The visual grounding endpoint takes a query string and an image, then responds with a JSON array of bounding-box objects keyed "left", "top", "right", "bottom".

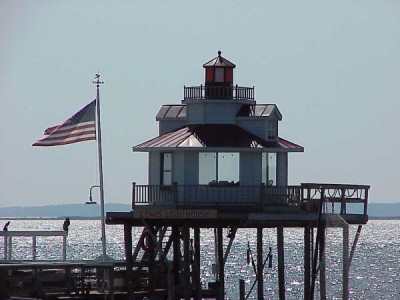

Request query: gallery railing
[
  {"left": 133, "top": 183, "right": 300, "bottom": 206},
  {"left": 184, "top": 85, "right": 255, "bottom": 100},
  {"left": 132, "top": 183, "right": 370, "bottom": 215}
]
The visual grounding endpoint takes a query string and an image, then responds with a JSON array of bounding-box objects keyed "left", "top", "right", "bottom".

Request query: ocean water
[{"left": 1, "top": 219, "right": 399, "bottom": 299}]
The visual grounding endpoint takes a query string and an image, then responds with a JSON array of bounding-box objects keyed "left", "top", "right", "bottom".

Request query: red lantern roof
[{"left": 203, "top": 51, "right": 236, "bottom": 68}]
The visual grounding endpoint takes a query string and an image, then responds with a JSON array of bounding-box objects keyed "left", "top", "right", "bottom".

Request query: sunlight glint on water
[{"left": 1, "top": 219, "right": 399, "bottom": 299}]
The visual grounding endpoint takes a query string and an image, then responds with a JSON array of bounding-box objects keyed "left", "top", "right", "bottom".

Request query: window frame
[
  {"left": 199, "top": 152, "right": 240, "bottom": 186},
  {"left": 160, "top": 152, "right": 172, "bottom": 187},
  {"left": 268, "top": 120, "right": 278, "bottom": 140}
]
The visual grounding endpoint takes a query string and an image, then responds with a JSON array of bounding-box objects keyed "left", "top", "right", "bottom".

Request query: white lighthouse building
[{"left": 132, "top": 51, "right": 303, "bottom": 207}]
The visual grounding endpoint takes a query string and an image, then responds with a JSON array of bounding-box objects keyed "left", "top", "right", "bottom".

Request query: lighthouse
[
  {"left": 133, "top": 51, "right": 303, "bottom": 201},
  {"left": 107, "top": 52, "right": 370, "bottom": 299}
]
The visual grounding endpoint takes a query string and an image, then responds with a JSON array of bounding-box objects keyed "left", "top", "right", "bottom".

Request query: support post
[
  {"left": 277, "top": 226, "right": 285, "bottom": 300},
  {"left": 3, "top": 235, "right": 7, "bottom": 260},
  {"left": 343, "top": 226, "right": 349, "bottom": 300},
  {"left": 172, "top": 227, "right": 181, "bottom": 287},
  {"left": 320, "top": 229, "right": 326, "bottom": 300},
  {"left": 62, "top": 232, "right": 67, "bottom": 261},
  {"left": 148, "top": 226, "right": 156, "bottom": 299},
  {"left": 349, "top": 225, "right": 362, "bottom": 266},
  {"left": 239, "top": 279, "right": 245, "bottom": 300},
  {"left": 257, "top": 227, "right": 264, "bottom": 299},
  {"left": 7, "top": 236, "right": 12, "bottom": 260},
  {"left": 217, "top": 227, "right": 225, "bottom": 300},
  {"left": 124, "top": 224, "right": 134, "bottom": 299},
  {"left": 364, "top": 188, "right": 369, "bottom": 216},
  {"left": 340, "top": 188, "right": 346, "bottom": 214},
  {"left": 32, "top": 236, "right": 37, "bottom": 261},
  {"left": 182, "top": 226, "right": 191, "bottom": 300},
  {"left": 194, "top": 227, "right": 202, "bottom": 300},
  {"left": 132, "top": 182, "right": 136, "bottom": 208},
  {"left": 304, "top": 226, "right": 311, "bottom": 299}
]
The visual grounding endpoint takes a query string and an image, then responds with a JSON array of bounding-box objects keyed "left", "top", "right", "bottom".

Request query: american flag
[{"left": 33, "top": 100, "right": 96, "bottom": 146}]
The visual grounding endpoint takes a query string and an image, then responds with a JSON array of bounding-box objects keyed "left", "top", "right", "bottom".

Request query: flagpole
[{"left": 93, "top": 73, "right": 107, "bottom": 260}]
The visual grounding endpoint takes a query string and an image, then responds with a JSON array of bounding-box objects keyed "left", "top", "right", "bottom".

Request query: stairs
[{"left": 132, "top": 226, "right": 172, "bottom": 292}]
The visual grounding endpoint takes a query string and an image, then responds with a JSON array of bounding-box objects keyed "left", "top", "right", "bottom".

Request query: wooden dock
[{"left": 0, "top": 260, "right": 130, "bottom": 300}]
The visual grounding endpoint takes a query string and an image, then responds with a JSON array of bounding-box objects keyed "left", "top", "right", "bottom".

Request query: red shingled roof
[{"left": 133, "top": 124, "right": 303, "bottom": 152}]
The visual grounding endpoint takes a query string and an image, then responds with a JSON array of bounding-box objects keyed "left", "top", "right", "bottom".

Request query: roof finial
[{"left": 218, "top": 50, "right": 223, "bottom": 63}]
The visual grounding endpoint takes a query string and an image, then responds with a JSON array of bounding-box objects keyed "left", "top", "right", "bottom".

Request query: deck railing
[
  {"left": 184, "top": 85, "right": 255, "bottom": 100},
  {"left": 133, "top": 183, "right": 301, "bottom": 206},
  {"left": 132, "top": 183, "right": 370, "bottom": 215},
  {"left": 301, "top": 183, "right": 370, "bottom": 215},
  {"left": 0, "top": 231, "right": 67, "bottom": 261}
]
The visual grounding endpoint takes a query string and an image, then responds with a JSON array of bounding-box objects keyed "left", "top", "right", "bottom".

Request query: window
[
  {"left": 215, "top": 68, "right": 224, "bottom": 82},
  {"left": 268, "top": 121, "right": 278, "bottom": 140},
  {"left": 199, "top": 152, "right": 239, "bottom": 185},
  {"left": 262, "top": 153, "right": 276, "bottom": 186},
  {"left": 160, "top": 153, "right": 172, "bottom": 186}
]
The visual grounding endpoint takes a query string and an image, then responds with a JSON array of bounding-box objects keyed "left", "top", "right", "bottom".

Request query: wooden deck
[
  {"left": 107, "top": 183, "right": 370, "bottom": 227},
  {"left": 0, "top": 260, "right": 218, "bottom": 300},
  {"left": 0, "top": 261, "right": 126, "bottom": 300}
]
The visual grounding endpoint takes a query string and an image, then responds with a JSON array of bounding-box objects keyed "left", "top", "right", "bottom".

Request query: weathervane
[{"left": 93, "top": 72, "right": 104, "bottom": 88}]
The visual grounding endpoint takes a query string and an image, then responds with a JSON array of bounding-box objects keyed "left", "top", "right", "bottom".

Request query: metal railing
[
  {"left": 1, "top": 230, "right": 68, "bottom": 261},
  {"left": 184, "top": 85, "right": 255, "bottom": 100},
  {"left": 133, "top": 183, "right": 301, "bottom": 206},
  {"left": 132, "top": 183, "right": 370, "bottom": 215},
  {"left": 301, "top": 183, "right": 370, "bottom": 215}
]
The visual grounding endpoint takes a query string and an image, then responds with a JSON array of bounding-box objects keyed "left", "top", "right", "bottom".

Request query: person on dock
[
  {"left": 63, "top": 217, "right": 70, "bottom": 232},
  {"left": 3, "top": 221, "right": 10, "bottom": 231}
]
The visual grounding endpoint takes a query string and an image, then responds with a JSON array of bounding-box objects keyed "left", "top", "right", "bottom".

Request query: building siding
[
  {"left": 240, "top": 152, "right": 262, "bottom": 186},
  {"left": 148, "top": 152, "right": 160, "bottom": 185},
  {"left": 237, "top": 118, "right": 268, "bottom": 140},
  {"left": 159, "top": 120, "right": 186, "bottom": 135},
  {"left": 173, "top": 151, "right": 185, "bottom": 184},
  {"left": 184, "top": 152, "right": 199, "bottom": 185},
  {"left": 276, "top": 152, "right": 288, "bottom": 186}
]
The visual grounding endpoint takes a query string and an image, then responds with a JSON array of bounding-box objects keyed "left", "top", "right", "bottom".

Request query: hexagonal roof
[{"left": 203, "top": 51, "right": 236, "bottom": 68}]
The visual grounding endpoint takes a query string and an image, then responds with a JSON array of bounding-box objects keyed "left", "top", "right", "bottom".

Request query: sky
[{"left": 1, "top": 0, "right": 399, "bottom": 207}]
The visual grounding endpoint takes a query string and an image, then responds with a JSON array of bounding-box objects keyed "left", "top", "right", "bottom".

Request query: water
[{"left": 1, "top": 219, "right": 399, "bottom": 299}]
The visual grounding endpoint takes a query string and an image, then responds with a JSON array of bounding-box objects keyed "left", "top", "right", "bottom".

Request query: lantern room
[{"left": 203, "top": 51, "right": 236, "bottom": 99}]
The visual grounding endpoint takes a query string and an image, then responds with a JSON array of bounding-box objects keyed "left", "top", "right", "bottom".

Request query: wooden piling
[
  {"left": 124, "top": 223, "right": 134, "bottom": 299},
  {"left": 277, "top": 226, "right": 285, "bottom": 300},
  {"left": 183, "top": 226, "right": 191, "bottom": 300},
  {"left": 239, "top": 279, "right": 245, "bottom": 300},
  {"left": 304, "top": 225, "right": 311, "bottom": 299},
  {"left": 194, "top": 227, "right": 202, "bottom": 300},
  {"left": 217, "top": 227, "right": 224, "bottom": 300},
  {"left": 172, "top": 226, "right": 180, "bottom": 287},
  {"left": 148, "top": 226, "right": 156, "bottom": 299},
  {"left": 319, "top": 225, "right": 326, "bottom": 300},
  {"left": 257, "top": 227, "right": 264, "bottom": 299},
  {"left": 343, "top": 226, "right": 349, "bottom": 300}
]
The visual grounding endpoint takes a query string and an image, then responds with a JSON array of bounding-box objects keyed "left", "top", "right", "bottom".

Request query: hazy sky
[{"left": 1, "top": 1, "right": 399, "bottom": 207}]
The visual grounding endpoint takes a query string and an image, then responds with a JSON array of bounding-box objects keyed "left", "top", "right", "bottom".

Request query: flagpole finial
[{"left": 93, "top": 73, "right": 104, "bottom": 88}]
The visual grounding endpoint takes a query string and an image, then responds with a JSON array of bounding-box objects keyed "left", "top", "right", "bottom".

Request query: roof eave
[{"left": 132, "top": 146, "right": 304, "bottom": 153}]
